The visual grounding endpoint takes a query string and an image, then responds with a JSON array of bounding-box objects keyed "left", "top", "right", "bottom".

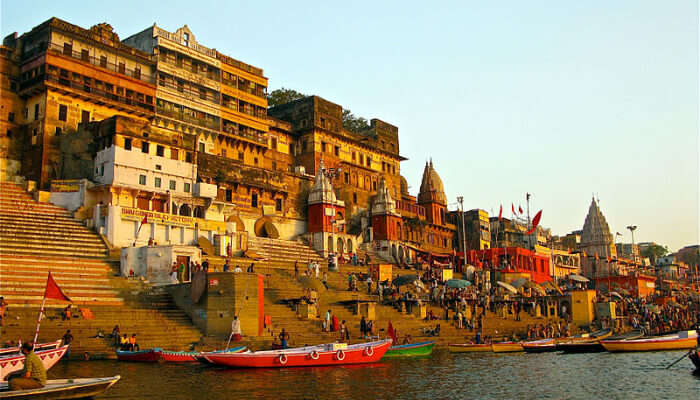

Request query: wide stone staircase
[
  {"left": 247, "top": 237, "right": 326, "bottom": 264},
  {"left": 0, "top": 181, "right": 203, "bottom": 358}
]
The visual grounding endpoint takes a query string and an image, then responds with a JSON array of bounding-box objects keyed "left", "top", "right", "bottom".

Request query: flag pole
[{"left": 32, "top": 295, "right": 47, "bottom": 350}]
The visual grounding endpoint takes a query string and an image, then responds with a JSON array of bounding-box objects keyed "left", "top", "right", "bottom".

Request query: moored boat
[
  {"left": 116, "top": 348, "right": 161, "bottom": 362},
  {"left": 0, "top": 340, "right": 62, "bottom": 357},
  {"left": 383, "top": 341, "right": 435, "bottom": 358},
  {"left": 557, "top": 330, "right": 643, "bottom": 353},
  {"left": 158, "top": 346, "right": 246, "bottom": 363},
  {"left": 448, "top": 343, "right": 492, "bottom": 353},
  {"left": 689, "top": 350, "right": 700, "bottom": 370},
  {"left": 203, "top": 339, "right": 391, "bottom": 368},
  {"left": 0, "top": 375, "right": 120, "bottom": 399},
  {"left": 600, "top": 330, "right": 698, "bottom": 352},
  {"left": 522, "top": 338, "right": 557, "bottom": 353},
  {"left": 491, "top": 342, "right": 524, "bottom": 353},
  {"left": 0, "top": 345, "right": 69, "bottom": 380}
]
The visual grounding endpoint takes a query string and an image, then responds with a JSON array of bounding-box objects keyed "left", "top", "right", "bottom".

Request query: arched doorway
[
  {"left": 327, "top": 236, "right": 334, "bottom": 253},
  {"left": 391, "top": 244, "right": 397, "bottom": 260},
  {"left": 193, "top": 206, "right": 204, "bottom": 218},
  {"left": 171, "top": 203, "right": 178, "bottom": 215},
  {"left": 337, "top": 237, "right": 344, "bottom": 255},
  {"left": 253, "top": 217, "right": 279, "bottom": 238},
  {"left": 225, "top": 215, "right": 245, "bottom": 232},
  {"left": 398, "top": 246, "right": 405, "bottom": 263},
  {"left": 346, "top": 239, "right": 353, "bottom": 253},
  {"left": 179, "top": 204, "right": 191, "bottom": 216}
]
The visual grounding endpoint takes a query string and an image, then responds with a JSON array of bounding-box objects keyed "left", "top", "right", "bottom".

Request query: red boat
[
  {"left": 0, "top": 340, "right": 62, "bottom": 356},
  {"left": 0, "top": 345, "right": 69, "bottom": 380},
  {"left": 157, "top": 346, "right": 246, "bottom": 363},
  {"left": 203, "top": 339, "right": 392, "bottom": 368},
  {"left": 115, "top": 348, "right": 161, "bottom": 362}
]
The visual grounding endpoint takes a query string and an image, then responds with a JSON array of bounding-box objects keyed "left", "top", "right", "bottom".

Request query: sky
[{"left": 2, "top": 1, "right": 698, "bottom": 251}]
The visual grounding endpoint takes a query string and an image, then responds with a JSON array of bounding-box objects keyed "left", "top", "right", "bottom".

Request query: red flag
[
  {"left": 525, "top": 210, "right": 542, "bottom": 235},
  {"left": 387, "top": 320, "right": 397, "bottom": 344},
  {"left": 498, "top": 205, "right": 503, "bottom": 221},
  {"left": 511, "top": 204, "right": 516, "bottom": 215},
  {"left": 518, "top": 205, "right": 523, "bottom": 214},
  {"left": 44, "top": 272, "right": 71, "bottom": 302},
  {"left": 141, "top": 215, "right": 148, "bottom": 225}
]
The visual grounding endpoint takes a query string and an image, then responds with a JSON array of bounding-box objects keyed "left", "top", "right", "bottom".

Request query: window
[
  {"left": 81, "top": 110, "right": 90, "bottom": 123},
  {"left": 225, "top": 189, "right": 232, "bottom": 202},
  {"left": 185, "top": 152, "right": 193, "bottom": 163},
  {"left": 254, "top": 157, "right": 258, "bottom": 165},
  {"left": 139, "top": 175, "right": 146, "bottom": 185},
  {"left": 55, "top": 127, "right": 61, "bottom": 137},
  {"left": 334, "top": 146, "right": 340, "bottom": 156},
  {"left": 134, "top": 67, "right": 141, "bottom": 80},
  {"left": 221, "top": 149, "right": 227, "bottom": 158},
  {"left": 238, "top": 152, "right": 244, "bottom": 161},
  {"left": 184, "top": 183, "right": 191, "bottom": 193},
  {"left": 6, "top": 129, "right": 12, "bottom": 138},
  {"left": 154, "top": 177, "right": 161, "bottom": 188},
  {"left": 321, "top": 142, "right": 327, "bottom": 152},
  {"left": 81, "top": 49, "right": 89, "bottom": 61},
  {"left": 372, "top": 181, "right": 377, "bottom": 191},
  {"left": 275, "top": 198, "right": 282, "bottom": 212},
  {"left": 155, "top": 164, "right": 162, "bottom": 170},
  {"left": 270, "top": 137, "right": 277, "bottom": 150},
  {"left": 63, "top": 42, "right": 72, "bottom": 56},
  {"left": 7, "top": 112, "right": 14, "bottom": 122},
  {"left": 34, "top": 104, "right": 39, "bottom": 120},
  {"left": 251, "top": 193, "right": 258, "bottom": 208},
  {"left": 352, "top": 151, "right": 356, "bottom": 161},
  {"left": 141, "top": 141, "right": 149, "bottom": 153},
  {"left": 171, "top": 148, "right": 178, "bottom": 160},
  {"left": 271, "top": 161, "right": 277, "bottom": 171},
  {"left": 124, "top": 138, "right": 132, "bottom": 150},
  {"left": 366, "top": 156, "right": 371, "bottom": 167},
  {"left": 118, "top": 62, "right": 125, "bottom": 74},
  {"left": 156, "top": 145, "right": 164, "bottom": 157},
  {"left": 289, "top": 143, "right": 295, "bottom": 156},
  {"left": 100, "top": 56, "right": 107, "bottom": 67},
  {"left": 23, "top": 107, "right": 28, "bottom": 119},
  {"left": 56, "top": 104, "right": 67, "bottom": 122},
  {"left": 177, "top": 80, "right": 184, "bottom": 93},
  {"left": 32, "top": 128, "right": 37, "bottom": 137},
  {"left": 198, "top": 142, "right": 205, "bottom": 152},
  {"left": 169, "top": 180, "right": 176, "bottom": 190},
  {"left": 353, "top": 193, "right": 357, "bottom": 204},
  {"left": 183, "top": 32, "right": 190, "bottom": 47},
  {"left": 344, "top": 172, "right": 349, "bottom": 184},
  {"left": 100, "top": 164, "right": 104, "bottom": 176}
]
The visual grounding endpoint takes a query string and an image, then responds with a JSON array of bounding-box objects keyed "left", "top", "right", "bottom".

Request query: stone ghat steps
[
  {"left": 0, "top": 235, "right": 107, "bottom": 250},
  {"left": 0, "top": 243, "right": 108, "bottom": 259},
  {"left": 0, "top": 205, "right": 72, "bottom": 218},
  {"left": 0, "top": 197, "right": 72, "bottom": 211},
  {"left": 247, "top": 238, "right": 325, "bottom": 262},
  {"left": 0, "top": 214, "right": 87, "bottom": 228},
  {"left": 0, "top": 226, "right": 105, "bottom": 241},
  {"left": 0, "top": 253, "right": 114, "bottom": 269}
]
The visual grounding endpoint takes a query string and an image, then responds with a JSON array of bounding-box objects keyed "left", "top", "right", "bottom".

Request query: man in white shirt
[
  {"left": 230, "top": 315, "right": 242, "bottom": 342},
  {"left": 233, "top": 265, "right": 243, "bottom": 273}
]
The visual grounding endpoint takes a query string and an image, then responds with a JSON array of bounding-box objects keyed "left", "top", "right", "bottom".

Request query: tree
[
  {"left": 342, "top": 109, "right": 370, "bottom": 133},
  {"left": 641, "top": 244, "right": 669, "bottom": 264},
  {"left": 267, "top": 88, "right": 306, "bottom": 108}
]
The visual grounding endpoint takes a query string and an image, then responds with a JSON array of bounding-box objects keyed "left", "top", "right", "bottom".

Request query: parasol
[
  {"left": 510, "top": 277, "right": 529, "bottom": 289},
  {"left": 446, "top": 279, "right": 472, "bottom": 289},
  {"left": 568, "top": 274, "right": 590, "bottom": 283},
  {"left": 393, "top": 274, "right": 419, "bottom": 286},
  {"left": 497, "top": 281, "right": 518, "bottom": 294}
]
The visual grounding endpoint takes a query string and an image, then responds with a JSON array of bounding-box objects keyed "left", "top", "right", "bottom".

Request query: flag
[
  {"left": 525, "top": 210, "right": 542, "bottom": 235},
  {"left": 387, "top": 320, "right": 397, "bottom": 344},
  {"left": 141, "top": 215, "right": 148, "bottom": 225},
  {"left": 44, "top": 272, "right": 71, "bottom": 302},
  {"left": 518, "top": 205, "right": 523, "bottom": 214},
  {"left": 511, "top": 204, "right": 516, "bottom": 215},
  {"left": 498, "top": 205, "right": 503, "bottom": 221}
]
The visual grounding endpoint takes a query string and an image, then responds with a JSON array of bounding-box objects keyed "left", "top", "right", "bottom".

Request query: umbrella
[
  {"left": 497, "top": 281, "right": 518, "bottom": 294},
  {"left": 297, "top": 276, "right": 325, "bottom": 292},
  {"left": 525, "top": 281, "right": 546, "bottom": 295},
  {"left": 413, "top": 280, "right": 426, "bottom": 290},
  {"left": 446, "top": 279, "right": 472, "bottom": 289},
  {"left": 568, "top": 274, "right": 590, "bottom": 283},
  {"left": 510, "top": 277, "right": 529, "bottom": 289},
  {"left": 609, "top": 291, "right": 623, "bottom": 299},
  {"left": 393, "top": 274, "right": 419, "bottom": 286}
]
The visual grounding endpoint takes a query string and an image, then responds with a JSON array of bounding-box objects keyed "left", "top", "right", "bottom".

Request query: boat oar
[{"left": 665, "top": 350, "right": 691, "bottom": 369}]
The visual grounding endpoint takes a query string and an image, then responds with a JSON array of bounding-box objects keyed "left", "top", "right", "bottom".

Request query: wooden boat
[
  {"left": 0, "top": 375, "right": 120, "bottom": 399},
  {"left": 115, "top": 348, "right": 161, "bottom": 362},
  {"left": 203, "top": 339, "right": 392, "bottom": 368},
  {"left": 383, "top": 341, "right": 435, "bottom": 358},
  {"left": 448, "top": 343, "right": 492, "bottom": 353},
  {"left": 0, "top": 345, "right": 69, "bottom": 380},
  {"left": 601, "top": 330, "right": 698, "bottom": 352},
  {"left": 158, "top": 346, "right": 246, "bottom": 363},
  {"left": 491, "top": 342, "right": 524, "bottom": 353},
  {"left": 0, "top": 340, "right": 62, "bottom": 357},
  {"left": 522, "top": 338, "right": 558, "bottom": 353},
  {"left": 557, "top": 330, "right": 642, "bottom": 353}
]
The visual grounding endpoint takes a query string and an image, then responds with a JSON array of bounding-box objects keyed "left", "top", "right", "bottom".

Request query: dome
[
  {"left": 417, "top": 160, "right": 446, "bottom": 205},
  {"left": 399, "top": 175, "right": 409, "bottom": 196}
]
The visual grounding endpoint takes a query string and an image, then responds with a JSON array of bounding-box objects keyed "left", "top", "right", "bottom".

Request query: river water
[{"left": 49, "top": 350, "right": 699, "bottom": 399}]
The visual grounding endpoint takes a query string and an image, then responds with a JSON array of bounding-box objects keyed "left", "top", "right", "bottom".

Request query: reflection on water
[{"left": 48, "top": 350, "right": 699, "bottom": 400}]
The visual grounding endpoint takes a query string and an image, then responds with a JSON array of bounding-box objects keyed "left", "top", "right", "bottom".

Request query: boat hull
[
  {"left": 159, "top": 346, "right": 246, "bottom": 362},
  {"left": 204, "top": 340, "right": 391, "bottom": 368},
  {"left": 492, "top": 342, "right": 524, "bottom": 353},
  {"left": 557, "top": 341, "right": 605, "bottom": 353},
  {"left": 0, "top": 376, "right": 120, "bottom": 400},
  {"left": 116, "top": 348, "right": 161, "bottom": 362},
  {"left": 601, "top": 337, "right": 697, "bottom": 352},
  {"left": 523, "top": 339, "right": 557, "bottom": 353},
  {"left": 448, "top": 344, "right": 492, "bottom": 353},
  {"left": 383, "top": 341, "right": 435, "bottom": 358},
  {"left": 0, "top": 345, "right": 69, "bottom": 380},
  {"left": 690, "top": 351, "right": 700, "bottom": 370},
  {"left": 0, "top": 340, "right": 62, "bottom": 357}
]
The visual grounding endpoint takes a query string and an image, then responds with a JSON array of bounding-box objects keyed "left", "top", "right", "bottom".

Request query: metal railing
[
  {"left": 46, "top": 73, "right": 154, "bottom": 112},
  {"left": 156, "top": 107, "right": 220, "bottom": 131},
  {"left": 157, "top": 78, "right": 220, "bottom": 105}
]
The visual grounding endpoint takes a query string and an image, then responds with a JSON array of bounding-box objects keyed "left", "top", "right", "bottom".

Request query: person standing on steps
[
  {"left": 322, "top": 271, "right": 329, "bottom": 290},
  {"left": 62, "top": 329, "right": 73, "bottom": 359},
  {"left": 230, "top": 315, "right": 242, "bottom": 342},
  {"left": 324, "top": 309, "right": 331, "bottom": 332}
]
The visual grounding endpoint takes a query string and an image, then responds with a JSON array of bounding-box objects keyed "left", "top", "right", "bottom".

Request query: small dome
[{"left": 400, "top": 175, "right": 409, "bottom": 196}]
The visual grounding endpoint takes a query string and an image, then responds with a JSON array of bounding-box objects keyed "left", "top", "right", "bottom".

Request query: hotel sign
[{"left": 120, "top": 207, "right": 226, "bottom": 232}]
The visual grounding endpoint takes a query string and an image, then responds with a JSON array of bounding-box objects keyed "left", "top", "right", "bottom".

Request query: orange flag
[{"left": 44, "top": 272, "right": 71, "bottom": 302}]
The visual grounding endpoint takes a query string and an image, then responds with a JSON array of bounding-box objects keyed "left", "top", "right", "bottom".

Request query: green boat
[{"left": 382, "top": 341, "right": 435, "bottom": 358}]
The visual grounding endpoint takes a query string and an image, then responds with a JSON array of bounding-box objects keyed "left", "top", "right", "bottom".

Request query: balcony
[
  {"left": 157, "top": 78, "right": 220, "bottom": 105},
  {"left": 48, "top": 43, "right": 155, "bottom": 84},
  {"left": 43, "top": 73, "right": 154, "bottom": 114},
  {"left": 156, "top": 107, "right": 220, "bottom": 131},
  {"left": 396, "top": 199, "right": 426, "bottom": 218},
  {"left": 221, "top": 123, "right": 268, "bottom": 145}
]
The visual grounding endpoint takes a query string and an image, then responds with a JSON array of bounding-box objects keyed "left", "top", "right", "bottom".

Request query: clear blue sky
[{"left": 2, "top": 1, "right": 697, "bottom": 252}]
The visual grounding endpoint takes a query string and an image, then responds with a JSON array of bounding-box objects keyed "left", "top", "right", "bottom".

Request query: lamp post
[
  {"left": 626, "top": 225, "right": 637, "bottom": 265},
  {"left": 457, "top": 196, "right": 467, "bottom": 268}
]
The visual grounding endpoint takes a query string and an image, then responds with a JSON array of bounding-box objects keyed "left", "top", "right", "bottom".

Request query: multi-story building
[
  {"left": 0, "top": 40, "right": 23, "bottom": 180},
  {"left": 3, "top": 18, "right": 157, "bottom": 187},
  {"left": 449, "top": 208, "right": 490, "bottom": 251}
]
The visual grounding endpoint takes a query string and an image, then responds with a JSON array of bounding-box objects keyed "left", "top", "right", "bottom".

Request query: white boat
[
  {"left": 0, "top": 341, "right": 62, "bottom": 357},
  {"left": 0, "top": 345, "right": 69, "bottom": 380},
  {"left": 0, "top": 376, "right": 120, "bottom": 399}
]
